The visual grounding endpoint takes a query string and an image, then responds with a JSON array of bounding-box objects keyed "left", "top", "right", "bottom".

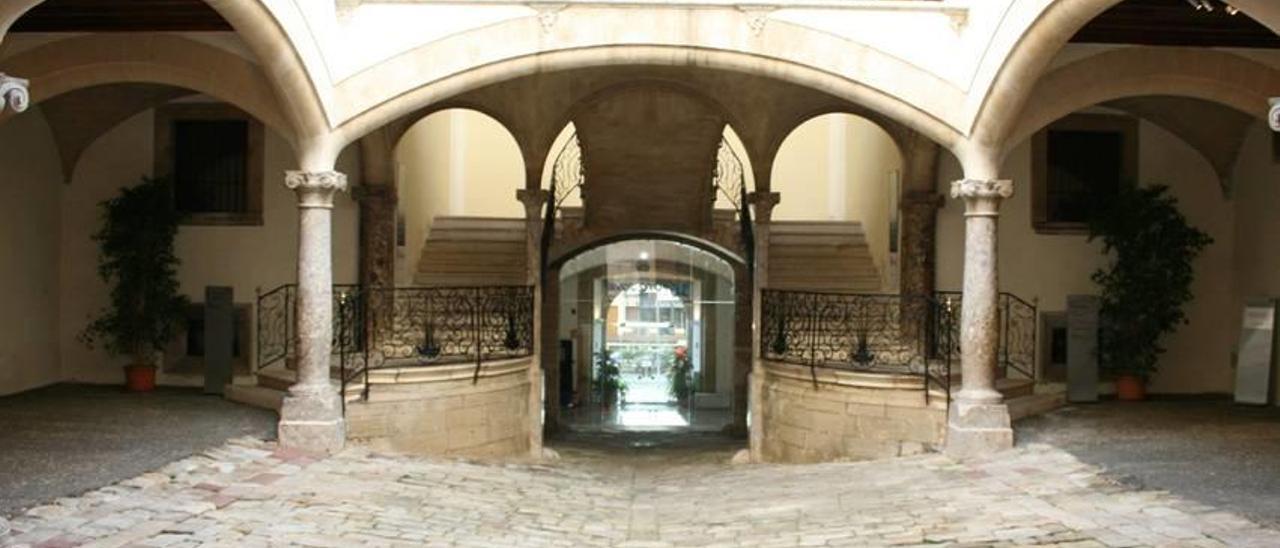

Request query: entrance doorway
[{"left": 556, "top": 239, "right": 736, "bottom": 432}]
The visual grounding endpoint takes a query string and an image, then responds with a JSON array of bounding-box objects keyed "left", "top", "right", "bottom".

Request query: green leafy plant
[
  {"left": 668, "top": 345, "right": 695, "bottom": 402},
  {"left": 1088, "top": 184, "right": 1212, "bottom": 380},
  {"left": 80, "top": 177, "right": 190, "bottom": 366},
  {"left": 592, "top": 350, "right": 627, "bottom": 404}
]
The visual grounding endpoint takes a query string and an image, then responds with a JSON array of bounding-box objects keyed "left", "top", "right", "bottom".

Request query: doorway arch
[{"left": 549, "top": 238, "right": 743, "bottom": 436}]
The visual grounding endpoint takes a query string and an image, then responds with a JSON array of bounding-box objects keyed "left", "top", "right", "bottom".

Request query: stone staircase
[
  {"left": 925, "top": 373, "right": 1065, "bottom": 420},
  {"left": 414, "top": 216, "right": 528, "bottom": 286},
  {"left": 769, "top": 221, "right": 882, "bottom": 292},
  {"left": 225, "top": 361, "right": 367, "bottom": 412}
]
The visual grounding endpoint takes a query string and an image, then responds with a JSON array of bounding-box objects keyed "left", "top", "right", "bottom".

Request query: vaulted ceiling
[
  {"left": 1072, "top": 0, "right": 1280, "bottom": 48},
  {"left": 10, "top": 0, "right": 231, "bottom": 33}
]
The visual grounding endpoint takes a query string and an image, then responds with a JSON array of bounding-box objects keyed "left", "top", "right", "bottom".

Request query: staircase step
[
  {"left": 771, "top": 234, "right": 869, "bottom": 246},
  {"left": 1008, "top": 391, "right": 1067, "bottom": 421},
  {"left": 419, "top": 240, "right": 526, "bottom": 252},
  {"left": 771, "top": 221, "right": 867, "bottom": 235},
  {"left": 224, "top": 383, "right": 284, "bottom": 412},
  {"left": 256, "top": 366, "right": 295, "bottom": 391},
  {"left": 997, "top": 377, "right": 1035, "bottom": 399},
  {"left": 426, "top": 230, "right": 526, "bottom": 242},
  {"left": 431, "top": 216, "right": 525, "bottom": 229}
]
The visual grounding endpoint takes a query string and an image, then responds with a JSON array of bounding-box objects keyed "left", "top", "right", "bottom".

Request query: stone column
[
  {"left": 517, "top": 188, "right": 549, "bottom": 455},
  {"left": 541, "top": 266, "right": 562, "bottom": 434},
  {"left": 355, "top": 183, "right": 396, "bottom": 350},
  {"left": 900, "top": 191, "right": 942, "bottom": 300},
  {"left": 356, "top": 184, "right": 397, "bottom": 290},
  {"left": 279, "top": 170, "right": 348, "bottom": 454},
  {"left": 945, "top": 178, "right": 1014, "bottom": 458},
  {"left": 899, "top": 191, "right": 943, "bottom": 340},
  {"left": 0, "top": 73, "right": 29, "bottom": 114},
  {"left": 746, "top": 191, "right": 779, "bottom": 459}
]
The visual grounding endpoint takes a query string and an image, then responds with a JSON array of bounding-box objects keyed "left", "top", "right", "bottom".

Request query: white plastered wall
[
  {"left": 772, "top": 114, "right": 903, "bottom": 291},
  {"left": 0, "top": 107, "right": 64, "bottom": 395},
  {"left": 394, "top": 110, "right": 524, "bottom": 285},
  {"left": 55, "top": 106, "right": 360, "bottom": 387},
  {"left": 936, "top": 119, "right": 1239, "bottom": 395},
  {"left": 1231, "top": 122, "right": 1280, "bottom": 403}
]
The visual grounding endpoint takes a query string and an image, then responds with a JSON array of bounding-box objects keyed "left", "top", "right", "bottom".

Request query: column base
[
  {"left": 278, "top": 386, "right": 346, "bottom": 454},
  {"left": 944, "top": 400, "right": 1013, "bottom": 458}
]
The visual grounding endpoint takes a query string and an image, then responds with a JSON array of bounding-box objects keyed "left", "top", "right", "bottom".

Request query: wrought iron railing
[
  {"left": 713, "top": 138, "right": 746, "bottom": 212},
  {"left": 256, "top": 284, "right": 535, "bottom": 408},
  {"left": 761, "top": 289, "right": 956, "bottom": 404},
  {"left": 551, "top": 132, "right": 584, "bottom": 207},
  {"left": 934, "top": 291, "right": 1037, "bottom": 382},
  {"left": 255, "top": 283, "right": 360, "bottom": 372}
]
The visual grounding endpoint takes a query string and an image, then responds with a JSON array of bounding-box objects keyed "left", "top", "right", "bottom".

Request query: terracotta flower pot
[
  {"left": 124, "top": 364, "right": 157, "bottom": 392},
  {"left": 1115, "top": 374, "right": 1146, "bottom": 401}
]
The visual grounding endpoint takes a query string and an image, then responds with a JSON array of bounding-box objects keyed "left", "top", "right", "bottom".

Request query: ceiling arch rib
[
  {"left": 0, "top": 34, "right": 290, "bottom": 138},
  {"left": 970, "top": 0, "right": 1280, "bottom": 156},
  {"left": 331, "top": 9, "right": 968, "bottom": 155},
  {"left": 1007, "top": 47, "right": 1279, "bottom": 149}
]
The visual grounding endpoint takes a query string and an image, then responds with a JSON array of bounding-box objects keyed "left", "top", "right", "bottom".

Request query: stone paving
[{"left": 2, "top": 436, "right": 1279, "bottom": 547}]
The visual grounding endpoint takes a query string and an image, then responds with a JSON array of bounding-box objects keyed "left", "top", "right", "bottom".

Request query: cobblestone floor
[{"left": 3, "top": 433, "right": 1279, "bottom": 547}]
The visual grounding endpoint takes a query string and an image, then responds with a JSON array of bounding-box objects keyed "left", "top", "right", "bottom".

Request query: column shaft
[
  {"left": 899, "top": 192, "right": 942, "bottom": 342},
  {"left": 746, "top": 192, "right": 779, "bottom": 458},
  {"left": 517, "top": 188, "right": 549, "bottom": 456},
  {"left": 945, "top": 178, "right": 1013, "bottom": 458},
  {"left": 279, "top": 170, "right": 348, "bottom": 454},
  {"left": 358, "top": 184, "right": 397, "bottom": 289}
]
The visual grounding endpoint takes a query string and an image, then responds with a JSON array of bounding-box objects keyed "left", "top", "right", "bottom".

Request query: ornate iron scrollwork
[
  {"left": 551, "top": 133, "right": 584, "bottom": 207},
  {"left": 712, "top": 137, "right": 746, "bottom": 211}
]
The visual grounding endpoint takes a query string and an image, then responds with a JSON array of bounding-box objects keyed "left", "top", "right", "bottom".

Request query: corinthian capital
[
  {"left": 950, "top": 179, "right": 1013, "bottom": 200},
  {"left": 285, "top": 170, "right": 348, "bottom": 208},
  {"left": 0, "top": 74, "right": 30, "bottom": 114},
  {"left": 950, "top": 179, "right": 1012, "bottom": 217}
]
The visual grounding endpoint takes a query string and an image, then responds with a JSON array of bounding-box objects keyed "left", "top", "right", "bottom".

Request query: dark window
[
  {"left": 155, "top": 103, "right": 263, "bottom": 226},
  {"left": 1044, "top": 129, "right": 1123, "bottom": 224},
  {"left": 1049, "top": 326, "right": 1068, "bottom": 366},
  {"left": 174, "top": 119, "right": 249, "bottom": 215},
  {"left": 1032, "top": 114, "right": 1137, "bottom": 234}
]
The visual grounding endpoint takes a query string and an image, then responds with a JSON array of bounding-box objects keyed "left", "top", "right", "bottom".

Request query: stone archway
[
  {"left": 970, "top": 0, "right": 1280, "bottom": 156},
  {"left": 549, "top": 237, "right": 745, "bottom": 436},
  {"left": 0, "top": 34, "right": 290, "bottom": 138}
]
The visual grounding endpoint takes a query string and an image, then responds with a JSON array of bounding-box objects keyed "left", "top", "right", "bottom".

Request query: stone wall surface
[
  {"left": 760, "top": 360, "right": 945, "bottom": 463},
  {"left": 345, "top": 358, "right": 533, "bottom": 458},
  {"left": 0, "top": 106, "right": 62, "bottom": 396}
]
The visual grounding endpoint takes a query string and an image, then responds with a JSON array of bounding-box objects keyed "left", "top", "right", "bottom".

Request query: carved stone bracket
[
  {"left": 286, "top": 171, "right": 349, "bottom": 209},
  {"left": 738, "top": 5, "right": 777, "bottom": 36},
  {"left": 0, "top": 73, "right": 30, "bottom": 114},
  {"left": 531, "top": 3, "right": 568, "bottom": 33}
]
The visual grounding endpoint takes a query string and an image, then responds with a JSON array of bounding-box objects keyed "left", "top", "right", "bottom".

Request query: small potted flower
[
  {"left": 593, "top": 350, "right": 627, "bottom": 407},
  {"left": 668, "top": 345, "right": 695, "bottom": 405}
]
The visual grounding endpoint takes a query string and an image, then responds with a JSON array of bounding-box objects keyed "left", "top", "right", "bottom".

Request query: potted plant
[
  {"left": 592, "top": 350, "right": 627, "bottom": 407},
  {"left": 80, "top": 177, "right": 189, "bottom": 392},
  {"left": 668, "top": 345, "right": 695, "bottom": 405},
  {"left": 1088, "top": 184, "right": 1211, "bottom": 400}
]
